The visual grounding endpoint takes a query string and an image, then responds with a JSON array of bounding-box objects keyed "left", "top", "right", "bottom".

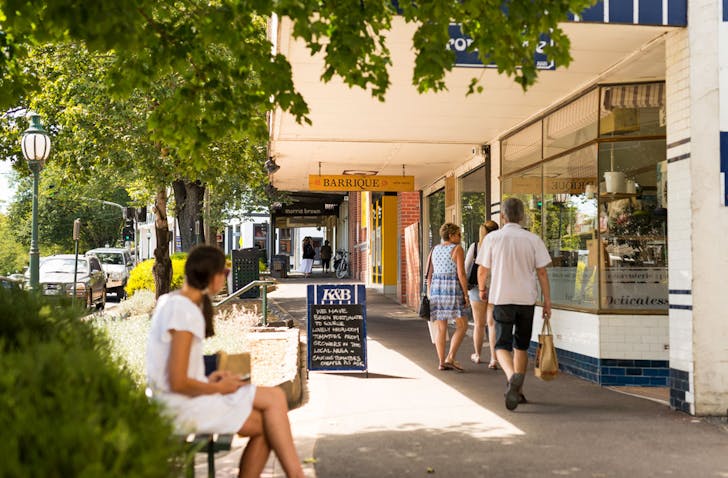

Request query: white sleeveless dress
[{"left": 146, "top": 293, "right": 256, "bottom": 434}]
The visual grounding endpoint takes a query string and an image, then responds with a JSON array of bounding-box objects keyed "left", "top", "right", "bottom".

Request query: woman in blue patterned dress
[{"left": 426, "top": 223, "right": 470, "bottom": 371}]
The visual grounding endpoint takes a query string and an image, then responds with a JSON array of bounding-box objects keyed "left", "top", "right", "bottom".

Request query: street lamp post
[{"left": 21, "top": 112, "right": 51, "bottom": 291}]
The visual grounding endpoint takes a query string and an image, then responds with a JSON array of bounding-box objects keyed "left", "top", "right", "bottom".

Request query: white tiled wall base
[
  {"left": 532, "top": 309, "right": 668, "bottom": 361},
  {"left": 531, "top": 308, "right": 669, "bottom": 386}
]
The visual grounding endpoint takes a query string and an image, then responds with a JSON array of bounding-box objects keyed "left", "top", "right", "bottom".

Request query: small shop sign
[{"left": 309, "top": 175, "right": 414, "bottom": 192}]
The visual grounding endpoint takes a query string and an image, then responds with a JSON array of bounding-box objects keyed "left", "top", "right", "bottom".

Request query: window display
[{"left": 499, "top": 82, "right": 667, "bottom": 313}]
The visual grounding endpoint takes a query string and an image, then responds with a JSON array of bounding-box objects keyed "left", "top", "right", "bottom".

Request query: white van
[{"left": 86, "top": 248, "right": 135, "bottom": 299}]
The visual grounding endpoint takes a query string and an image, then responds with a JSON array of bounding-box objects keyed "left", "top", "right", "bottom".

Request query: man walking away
[{"left": 476, "top": 197, "right": 552, "bottom": 411}]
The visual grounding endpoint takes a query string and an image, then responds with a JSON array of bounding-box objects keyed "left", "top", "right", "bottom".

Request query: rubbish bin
[
  {"left": 232, "top": 248, "right": 260, "bottom": 298},
  {"left": 271, "top": 255, "right": 289, "bottom": 279}
]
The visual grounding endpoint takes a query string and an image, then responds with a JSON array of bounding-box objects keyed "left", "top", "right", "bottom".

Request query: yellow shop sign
[{"left": 309, "top": 175, "right": 415, "bottom": 192}]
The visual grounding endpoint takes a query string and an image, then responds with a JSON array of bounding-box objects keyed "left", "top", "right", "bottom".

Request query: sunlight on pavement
[{"left": 289, "top": 338, "right": 525, "bottom": 441}]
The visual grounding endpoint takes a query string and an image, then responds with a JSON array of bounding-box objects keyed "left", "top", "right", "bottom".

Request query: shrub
[
  {"left": 126, "top": 253, "right": 187, "bottom": 297},
  {"left": 0, "top": 288, "right": 185, "bottom": 477}
]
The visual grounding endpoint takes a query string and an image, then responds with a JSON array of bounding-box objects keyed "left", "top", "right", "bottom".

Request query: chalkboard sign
[{"left": 308, "top": 303, "right": 367, "bottom": 371}]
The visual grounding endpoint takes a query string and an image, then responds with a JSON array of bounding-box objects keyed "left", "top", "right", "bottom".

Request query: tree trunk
[
  {"left": 152, "top": 188, "right": 172, "bottom": 298},
  {"left": 173, "top": 179, "right": 205, "bottom": 251}
]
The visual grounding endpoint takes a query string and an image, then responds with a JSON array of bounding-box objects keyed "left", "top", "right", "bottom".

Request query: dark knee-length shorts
[{"left": 493, "top": 304, "right": 535, "bottom": 351}]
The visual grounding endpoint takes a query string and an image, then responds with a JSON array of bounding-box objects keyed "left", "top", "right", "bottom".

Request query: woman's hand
[
  {"left": 214, "top": 375, "right": 244, "bottom": 394},
  {"left": 208, "top": 370, "right": 233, "bottom": 383}
]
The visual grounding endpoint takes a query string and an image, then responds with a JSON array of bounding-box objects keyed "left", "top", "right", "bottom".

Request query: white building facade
[{"left": 268, "top": 0, "right": 727, "bottom": 415}]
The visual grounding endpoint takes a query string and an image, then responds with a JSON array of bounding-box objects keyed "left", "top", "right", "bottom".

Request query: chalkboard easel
[{"left": 307, "top": 303, "right": 367, "bottom": 374}]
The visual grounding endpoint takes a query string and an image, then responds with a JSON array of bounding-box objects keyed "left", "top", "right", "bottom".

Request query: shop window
[
  {"left": 542, "top": 146, "right": 598, "bottom": 309},
  {"left": 501, "top": 164, "right": 542, "bottom": 235},
  {"left": 459, "top": 165, "right": 487, "bottom": 248},
  {"left": 544, "top": 89, "right": 599, "bottom": 158},
  {"left": 502, "top": 122, "right": 542, "bottom": 175},
  {"left": 427, "top": 189, "right": 445, "bottom": 249},
  {"left": 499, "top": 82, "right": 667, "bottom": 314},
  {"left": 600, "top": 83, "right": 666, "bottom": 138},
  {"left": 598, "top": 139, "right": 667, "bottom": 311}
]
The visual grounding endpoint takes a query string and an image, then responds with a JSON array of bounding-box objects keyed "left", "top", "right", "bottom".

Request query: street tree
[
  {"left": 1, "top": 0, "right": 596, "bottom": 159},
  {"left": 0, "top": 0, "right": 596, "bottom": 292},
  {"left": 0, "top": 42, "right": 272, "bottom": 294}
]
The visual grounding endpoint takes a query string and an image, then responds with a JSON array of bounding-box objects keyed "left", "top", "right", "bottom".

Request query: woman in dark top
[{"left": 300, "top": 237, "right": 315, "bottom": 277}]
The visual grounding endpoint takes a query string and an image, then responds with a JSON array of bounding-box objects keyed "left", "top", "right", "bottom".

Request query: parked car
[
  {"left": 0, "top": 276, "right": 22, "bottom": 290},
  {"left": 86, "top": 247, "right": 134, "bottom": 299},
  {"left": 38, "top": 254, "right": 106, "bottom": 309}
]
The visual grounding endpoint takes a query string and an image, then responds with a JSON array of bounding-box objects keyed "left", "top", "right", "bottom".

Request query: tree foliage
[
  {"left": 1, "top": 0, "right": 595, "bottom": 163},
  {"left": 0, "top": 213, "right": 26, "bottom": 274}
]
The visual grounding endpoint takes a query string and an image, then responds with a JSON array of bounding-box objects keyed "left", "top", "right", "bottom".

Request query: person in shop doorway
[
  {"left": 299, "top": 237, "right": 315, "bottom": 278},
  {"left": 464, "top": 220, "right": 499, "bottom": 368},
  {"left": 320, "top": 240, "right": 333, "bottom": 275},
  {"left": 477, "top": 197, "right": 552, "bottom": 411},
  {"left": 427, "top": 223, "right": 470, "bottom": 372}
]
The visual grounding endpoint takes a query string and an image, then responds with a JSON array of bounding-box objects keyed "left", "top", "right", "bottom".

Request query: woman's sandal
[
  {"left": 438, "top": 363, "right": 452, "bottom": 371},
  {"left": 444, "top": 360, "right": 465, "bottom": 373},
  {"left": 488, "top": 361, "right": 499, "bottom": 370}
]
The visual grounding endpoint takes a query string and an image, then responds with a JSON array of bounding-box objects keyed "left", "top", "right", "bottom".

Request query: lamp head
[{"left": 21, "top": 112, "right": 51, "bottom": 166}]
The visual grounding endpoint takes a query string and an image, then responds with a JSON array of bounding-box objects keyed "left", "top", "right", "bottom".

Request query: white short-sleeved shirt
[
  {"left": 146, "top": 293, "right": 255, "bottom": 434},
  {"left": 476, "top": 223, "right": 552, "bottom": 305}
]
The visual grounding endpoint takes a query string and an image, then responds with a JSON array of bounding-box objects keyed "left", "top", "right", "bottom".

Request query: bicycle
[{"left": 333, "top": 249, "right": 349, "bottom": 279}]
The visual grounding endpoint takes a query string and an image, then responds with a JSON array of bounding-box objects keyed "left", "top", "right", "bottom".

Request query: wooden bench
[{"left": 182, "top": 433, "right": 234, "bottom": 478}]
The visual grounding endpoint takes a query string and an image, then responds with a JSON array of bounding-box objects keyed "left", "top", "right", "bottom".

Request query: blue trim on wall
[
  {"left": 530, "top": 342, "right": 669, "bottom": 386},
  {"left": 638, "top": 0, "right": 662, "bottom": 25},
  {"left": 639, "top": 0, "right": 663, "bottom": 25},
  {"left": 667, "top": 0, "right": 688, "bottom": 26},
  {"left": 668, "top": 289, "right": 691, "bottom": 295},
  {"left": 610, "top": 0, "right": 634, "bottom": 23},
  {"left": 724, "top": 0, "right": 728, "bottom": 21},
  {"left": 669, "top": 304, "right": 692, "bottom": 310},
  {"left": 721, "top": 132, "right": 728, "bottom": 206},
  {"left": 670, "top": 368, "right": 690, "bottom": 412},
  {"left": 578, "top": 2, "right": 604, "bottom": 22}
]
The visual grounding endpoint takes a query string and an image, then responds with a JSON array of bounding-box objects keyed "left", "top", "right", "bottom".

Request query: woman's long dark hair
[{"left": 185, "top": 245, "right": 226, "bottom": 338}]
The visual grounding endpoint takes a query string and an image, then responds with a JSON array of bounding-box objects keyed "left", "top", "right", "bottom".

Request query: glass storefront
[
  {"left": 426, "top": 188, "right": 445, "bottom": 249},
  {"left": 459, "top": 165, "right": 487, "bottom": 248},
  {"left": 500, "top": 82, "right": 667, "bottom": 313}
]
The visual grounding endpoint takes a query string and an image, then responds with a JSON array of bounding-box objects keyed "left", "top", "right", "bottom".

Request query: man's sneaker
[{"left": 505, "top": 373, "right": 525, "bottom": 411}]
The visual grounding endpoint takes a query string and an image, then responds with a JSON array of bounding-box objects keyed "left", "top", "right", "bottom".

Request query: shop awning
[{"left": 602, "top": 83, "right": 665, "bottom": 110}]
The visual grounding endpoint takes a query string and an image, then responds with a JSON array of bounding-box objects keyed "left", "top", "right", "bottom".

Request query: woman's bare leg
[
  {"left": 446, "top": 316, "right": 468, "bottom": 363},
  {"left": 252, "top": 387, "right": 304, "bottom": 478},
  {"left": 486, "top": 304, "right": 498, "bottom": 366},
  {"left": 471, "top": 301, "right": 487, "bottom": 359},
  {"left": 237, "top": 410, "right": 270, "bottom": 478},
  {"left": 435, "top": 320, "right": 447, "bottom": 365}
]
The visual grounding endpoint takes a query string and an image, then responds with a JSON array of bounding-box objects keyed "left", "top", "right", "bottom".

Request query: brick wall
[
  {"left": 348, "top": 192, "right": 370, "bottom": 282},
  {"left": 398, "top": 192, "right": 420, "bottom": 307}
]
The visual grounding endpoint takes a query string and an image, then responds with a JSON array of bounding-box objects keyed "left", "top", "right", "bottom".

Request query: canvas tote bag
[{"left": 534, "top": 316, "right": 559, "bottom": 381}]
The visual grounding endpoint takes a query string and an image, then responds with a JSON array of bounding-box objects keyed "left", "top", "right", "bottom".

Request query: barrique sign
[
  {"left": 307, "top": 284, "right": 367, "bottom": 372},
  {"left": 309, "top": 175, "right": 414, "bottom": 192}
]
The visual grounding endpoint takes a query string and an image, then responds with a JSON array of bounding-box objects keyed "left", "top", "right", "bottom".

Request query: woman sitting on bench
[{"left": 146, "top": 245, "right": 304, "bottom": 478}]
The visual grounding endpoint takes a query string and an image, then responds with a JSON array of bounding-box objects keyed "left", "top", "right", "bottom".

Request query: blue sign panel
[
  {"left": 448, "top": 24, "right": 555, "bottom": 70},
  {"left": 307, "top": 284, "right": 367, "bottom": 372}
]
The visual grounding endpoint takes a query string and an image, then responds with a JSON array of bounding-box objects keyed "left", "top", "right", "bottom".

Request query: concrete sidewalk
[{"left": 204, "top": 280, "right": 728, "bottom": 477}]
